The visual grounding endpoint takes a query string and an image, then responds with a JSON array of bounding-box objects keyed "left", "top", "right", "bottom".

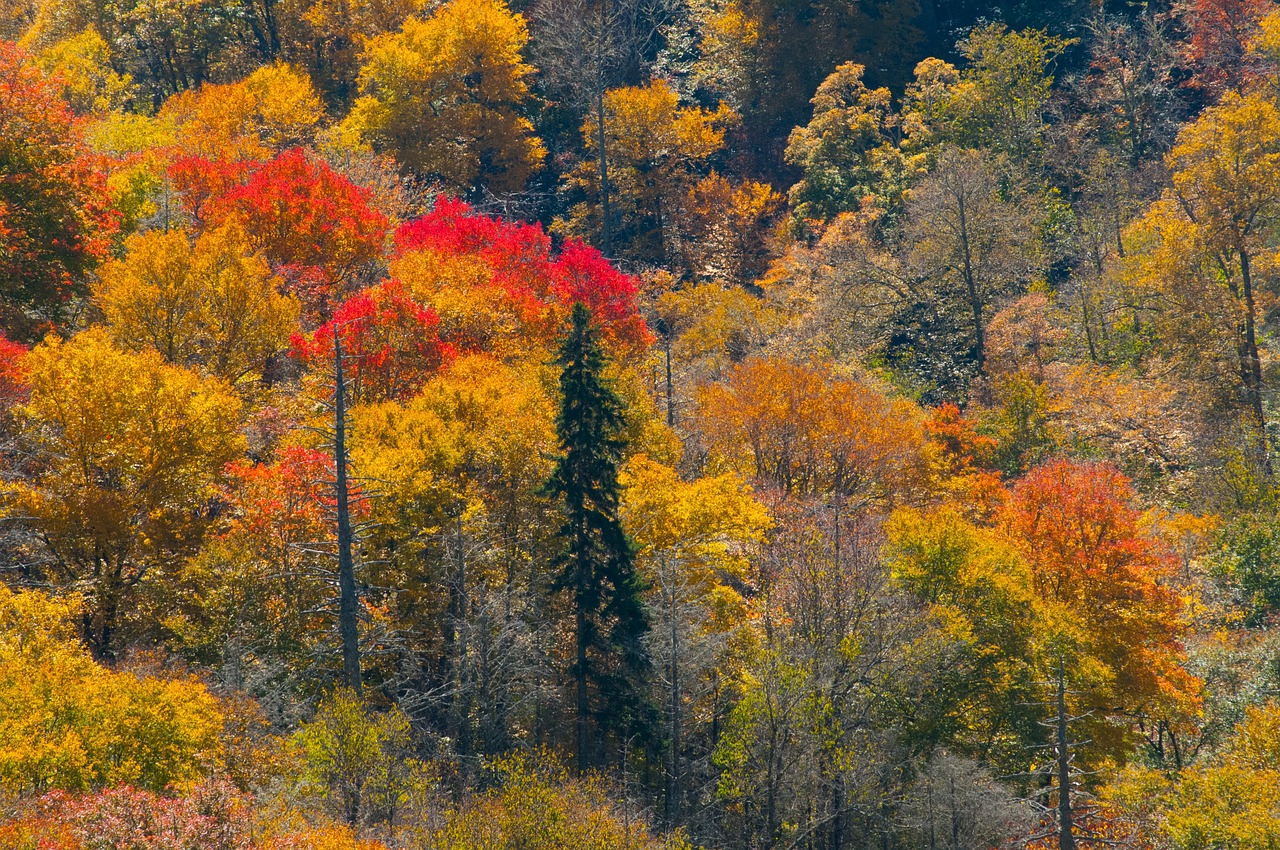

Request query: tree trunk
[
  {"left": 335, "top": 332, "right": 362, "bottom": 695},
  {"left": 956, "top": 192, "right": 984, "bottom": 374},
  {"left": 595, "top": 71, "right": 613, "bottom": 256},
  {"left": 1239, "top": 248, "right": 1268, "bottom": 444},
  {"left": 1057, "top": 656, "right": 1075, "bottom": 850}
]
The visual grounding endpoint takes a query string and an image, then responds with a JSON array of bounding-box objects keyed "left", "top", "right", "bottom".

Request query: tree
[
  {"left": 558, "top": 80, "right": 734, "bottom": 265},
  {"left": 94, "top": 223, "right": 300, "bottom": 385},
  {"left": 5, "top": 329, "right": 244, "bottom": 658},
  {"left": 290, "top": 688, "right": 415, "bottom": 825},
  {"left": 1159, "top": 91, "right": 1280, "bottom": 434},
  {"left": 172, "top": 148, "right": 390, "bottom": 318},
  {"left": 1175, "top": 0, "right": 1273, "bottom": 98},
  {"left": 159, "top": 62, "right": 324, "bottom": 161},
  {"left": 32, "top": 27, "right": 134, "bottom": 116},
  {"left": 695, "top": 357, "right": 935, "bottom": 505},
  {"left": 904, "top": 24, "right": 1070, "bottom": 164},
  {"left": 904, "top": 147, "right": 1042, "bottom": 377},
  {"left": 273, "top": 0, "right": 419, "bottom": 106},
  {"left": 1005, "top": 459, "right": 1196, "bottom": 723},
  {"left": 0, "top": 42, "right": 116, "bottom": 338},
  {"left": 1075, "top": 9, "right": 1181, "bottom": 172},
  {"left": 545, "top": 302, "right": 652, "bottom": 770},
  {"left": 620, "top": 455, "right": 771, "bottom": 821},
  {"left": 0, "top": 586, "right": 224, "bottom": 794},
  {"left": 783, "top": 62, "right": 910, "bottom": 229},
  {"left": 342, "top": 0, "right": 544, "bottom": 194},
  {"left": 291, "top": 281, "right": 454, "bottom": 404},
  {"left": 391, "top": 196, "right": 651, "bottom": 357},
  {"left": 175, "top": 444, "right": 346, "bottom": 687},
  {"left": 675, "top": 173, "right": 782, "bottom": 285}
]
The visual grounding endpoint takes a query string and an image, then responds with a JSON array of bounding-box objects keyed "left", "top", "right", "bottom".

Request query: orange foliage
[
  {"left": 696, "top": 357, "right": 934, "bottom": 505},
  {"left": 1005, "top": 459, "right": 1199, "bottom": 712}
]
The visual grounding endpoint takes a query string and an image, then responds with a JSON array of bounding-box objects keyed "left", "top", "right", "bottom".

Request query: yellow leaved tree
[
  {"left": 557, "top": 79, "right": 735, "bottom": 265},
  {"left": 0, "top": 585, "right": 223, "bottom": 794},
  {"left": 3, "top": 330, "right": 245, "bottom": 659},
  {"left": 94, "top": 223, "right": 300, "bottom": 386},
  {"left": 1123, "top": 91, "right": 1280, "bottom": 444},
  {"left": 159, "top": 62, "right": 325, "bottom": 161},
  {"left": 342, "top": 0, "right": 544, "bottom": 193}
]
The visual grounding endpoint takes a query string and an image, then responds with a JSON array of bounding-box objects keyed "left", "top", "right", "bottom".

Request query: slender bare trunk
[{"left": 335, "top": 333, "right": 361, "bottom": 694}]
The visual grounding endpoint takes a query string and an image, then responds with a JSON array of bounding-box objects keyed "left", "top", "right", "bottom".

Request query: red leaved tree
[
  {"left": 291, "top": 281, "right": 455, "bottom": 404},
  {"left": 170, "top": 149, "right": 389, "bottom": 321},
  {"left": 0, "top": 42, "right": 117, "bottom": 339},
  {"left": 393, "top": 196, "right": 651, "bottom": 354}
]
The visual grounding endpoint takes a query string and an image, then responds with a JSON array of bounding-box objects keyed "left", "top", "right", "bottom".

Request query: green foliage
[
  {"left": 546, "top": 303, "right": 654, "bottom": 764},
  {"left": 784, "top": 62, "right": 918, "bottom": 228},
  {"left": 289, "top": 688, "right": 419, "bottom": 826},
  {"left": 1212, "top": 513, "right": 1280, "bottom": 626}
]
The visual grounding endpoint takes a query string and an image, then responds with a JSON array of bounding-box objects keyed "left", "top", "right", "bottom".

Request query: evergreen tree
[{"left": 546, "top": 302, "right": 653, "bottom": 771}]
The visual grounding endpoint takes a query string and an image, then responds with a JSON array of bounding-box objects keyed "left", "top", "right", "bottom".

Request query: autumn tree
[
  {"left": 343, "top": 0, "right": 544, "bottom": 194},
  {"left": 675, "top": 173, "right": 782, "bottom": 285},
  {"left": 159, "top": 62, "right": 324, "bottom": 161},
  {"left": 1125, "top": 92, "right": 1280, "bottom": 437},
  {"left": 0, "top": 42, "right": 115, "bottom": 338},
  {"left": 20, "top": 0, "right": 237, "bottom": 101},
  {"left": 904, "top": 146, "right": 1042, "bottom": 378},
  {"left": 290, "top": 688, "right": 415, "bottom": 825},
  {"left": 175, "top": 444, "right": 342, "bottom": 687},
  {"left": 695, "top": 357, "right": 935, "bottom": 505},
  {"left": 94, "top": 223, "right": 300, "bottom": 385},
  {"left": 390, "top": 196, "right": 651, "bottom": 358},
  {"left": 1175, "top": 0, "right": 1274, "bottom": 98},
  {"left": 273, "top": 0, "right": 419, "bottom": 106},
  {"left": 0, "top": 586, "right": 224, "bottom": 794},
  {"left": 558, "top": 80, "right": 733, "bottom": 265},
  {"left": 292, "top": 281, "right": 454, "bottom": 404},
  {"left": 784, "top": 62, "right": 911, "bottom": 229},
  {"left": 33, "top": 28, "right": 134, "bottom": 115},
  {"left": 1006, "top": 460, "right": 1194, "bottom": 714},
  {"left": 4, "top": 330, "right": 244, "bottom": 658},
  {"left": 1075, "top": 9, "right": 1181, "bottom": 173},
  {"left": 903, "top": 24, "right": 1070, "bottom": 165},
  {"left": 348, "top": 354, "right": 560, "bottom": 753},
  {"left": 172, "top": 148, "right": 390, "bottom": 317},
  {"left": 884, "top": 505, "right": 1043, "bottom": 769},
  {"left": 620, "top": 455, "right": 771, "bottom": 820},
  {"left": 546, "top": 303, "right": 653, "bottom": 770}
]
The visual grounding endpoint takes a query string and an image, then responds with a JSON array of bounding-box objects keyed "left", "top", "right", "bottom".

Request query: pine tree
[{"left": 546, "top": 302, "right": 652, "bottom": 771}]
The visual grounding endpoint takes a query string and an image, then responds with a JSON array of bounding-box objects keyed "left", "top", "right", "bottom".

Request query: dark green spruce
[{"left": 545, "top": 302, "right": 653, "bottom": 772}]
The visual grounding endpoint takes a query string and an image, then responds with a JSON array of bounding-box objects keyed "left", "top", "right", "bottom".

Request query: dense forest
[{"left": 4, "top": 0, "right": 1280, "bottom": 846}]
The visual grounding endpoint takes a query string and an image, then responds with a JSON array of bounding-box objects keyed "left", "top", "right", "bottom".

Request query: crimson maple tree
[
  {"left": 171, "top": 149, "right": 389, "bottom": 319},
  {"left": 393, "top": 196, "right": 651, "bottom": 353},
  {"left": 291, "top": 281, "right": 455, "bottom": 404}
]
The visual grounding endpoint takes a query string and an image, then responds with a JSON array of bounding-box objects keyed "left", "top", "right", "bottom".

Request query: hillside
[{"left": 4, "top": 0, "right": 1280, "bottom": 847}]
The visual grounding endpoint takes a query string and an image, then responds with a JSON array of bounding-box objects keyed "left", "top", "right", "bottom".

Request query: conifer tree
[{"left": 546, "top": 302, "right": 652, "bottom": 771}]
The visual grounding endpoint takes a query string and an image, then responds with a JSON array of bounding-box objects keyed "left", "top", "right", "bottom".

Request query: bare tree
[{"left": 904, "top": 147, "right": 1042, "bottom": 377}]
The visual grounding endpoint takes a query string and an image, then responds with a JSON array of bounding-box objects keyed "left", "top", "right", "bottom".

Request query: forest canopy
[{"left": 5, "top": 0, "right": 1280, "bottom": 848}]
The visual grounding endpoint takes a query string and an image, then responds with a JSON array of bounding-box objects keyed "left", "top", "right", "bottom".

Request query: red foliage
[
  {"left": 5, "top": 780, "right": 255, "bottom": 849},
  {"left": 0, "top": 42, "right": 117, "bottom": 338},
  {"left": 924, "top": 402, "right": 998, "bottom": 475},
  {"left": 225, "top": 444, "right": 347, "bottom": 530},
  {"left": 169, "top": 155, "right": 250, "bottom": 221},
  {"left": 1004, "top": 458, "right": 1188, "bottom": 701},
  {"left": 0, "top": 333, "right": 28, "bottom": 409},
  {"left": 394, "top": 196, "right": 651, "bottom": 352},
  {"left": 1177, "top": 0, "right": 1274, "bottom": 96},
  {"left": 170, "top": 149, "right": 389, "bottom": 319},
  {"left": 291, "top": 280, "right": 455, "bottom": 403}
]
